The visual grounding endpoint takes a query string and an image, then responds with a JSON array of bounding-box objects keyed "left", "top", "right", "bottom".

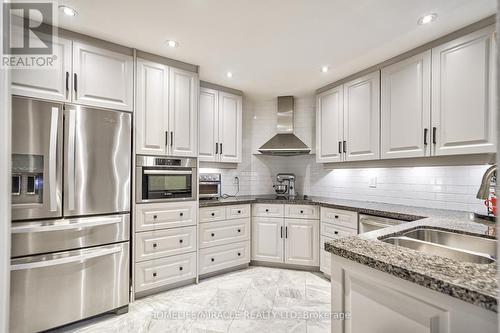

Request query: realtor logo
[{"left": 2, "top": 0, "right": 58, "bottom": 68}]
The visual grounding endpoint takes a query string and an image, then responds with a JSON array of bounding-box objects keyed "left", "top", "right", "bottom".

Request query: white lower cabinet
[
  {"left": 320, "top": 207, "right": 358, "bottom": 276},
  {"left": 198, "top": 204, "right": 251, "bottom": 276},
  {"left": 199, "top": 241, "right": 250, "bottom": 275},
  {"left": 252, "top": 204, "right": 320, "bottom": 267},
  {"left": 135, "top": 226, "right": 197, "bottom": 262},
  {"left": 135, "top": 252, "right": 196, "bottom": 293},
  {"left": 284, "top": 218, "right": 319, "bottom": 266},
  {"left": 133, "top": 201, "right": 198, "bottom": 296},
  {"left": 331, "top": 254, "right": 496, "bottom": 333},
  {"left": 252, "top": 216, "right": 284, "bottom": 263}
]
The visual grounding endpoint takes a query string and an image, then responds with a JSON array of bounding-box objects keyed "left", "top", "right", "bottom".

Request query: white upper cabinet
[
  {"left": 316, "top": 85, "right": 344, "bottom": 163},
  {"left": 199, "top": 88, "right": 219, "bottom": 161},
  {"left": 136, "top": 59, "right": 169, "bottom": 155},
  {"left": 431, "top": 26, "right": 496, "bottom": 156},
  {"left": 219, "top": 92, "right": 243, "bottom": 163},
  {"left": 169, "top": 67, "right": 198, "bottom": 157},
  {"left": 73, "top": 41, "right": 134, "bottom": 111},
  {"left": 198, "top": 88, "right": 243, "bottom": 163},
  {"left": 381, "top": 51, "right": 431, "bottom": 159},
  {"left": 343, "top": 71, "right": 380, "bottom": 161},
  {"left": 11, "top": 36, "right": 72, "bottom": 102}
]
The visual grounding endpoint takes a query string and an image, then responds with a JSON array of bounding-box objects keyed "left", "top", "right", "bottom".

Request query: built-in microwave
[{"left": 136, "top": 156, "right": 197, "bottom": 203}]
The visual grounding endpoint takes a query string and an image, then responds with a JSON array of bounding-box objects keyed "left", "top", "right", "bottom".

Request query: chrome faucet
[{"left": 476, "top": 164, "right": 497, "bottom": 200}]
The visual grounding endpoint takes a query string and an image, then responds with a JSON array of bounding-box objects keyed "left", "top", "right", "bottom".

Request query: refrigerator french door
[{"left": 10, "top": 96, "right": 132, "bottom": 333}]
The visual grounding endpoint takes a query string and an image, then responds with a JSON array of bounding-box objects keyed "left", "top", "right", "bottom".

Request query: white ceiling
[{"left": 57, "top": 0, "right": 496, "bottom": 99}]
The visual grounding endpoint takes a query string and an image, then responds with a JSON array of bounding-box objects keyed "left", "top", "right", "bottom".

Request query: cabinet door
[
  {"left": 169, "top": 67, "right": 198, "bottom": 157},
  {"left": 219, "top": 92, "right": 243, "bottom": 163},
  {"left": 316, "top": 86, "right": 344, "bottom": 163},
  {"left": 251, "top": 217, "right": 284, "bottom": 263},
  {"left": 72, "top": 42, "right": 133, "bottom": 111},
  {"left": 344, "top": 71, "right": 380, "bottom": 161},
  {"left": 431, "top": 26, "right": 496, "bottom": 156},
  {"left": 135, "top": 59, "right": 169, "bottom": 155},
  {"left": 198, "top": 88, "right": 219, "bottom": 161},
  {"left": 381, "top": 51, "right": 431, "bottom": 159},
  {"left": 284, "top": 218, "right": 319, "bottom": 266},
  {"left": 11, "top": 36, "right": 71, "bottom": 102}
]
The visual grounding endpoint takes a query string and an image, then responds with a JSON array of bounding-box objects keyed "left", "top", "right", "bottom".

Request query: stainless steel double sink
[{"left": 381, "top": 228, "right": 497, "bottom": 264}]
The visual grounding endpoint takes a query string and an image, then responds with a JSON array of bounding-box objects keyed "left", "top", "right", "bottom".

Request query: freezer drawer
[
  {"left": 10, "top": 242, "right": 130, "bottom": 333},
  {"left": 11, "top": 214, "right": 130, "bottom": 257}
]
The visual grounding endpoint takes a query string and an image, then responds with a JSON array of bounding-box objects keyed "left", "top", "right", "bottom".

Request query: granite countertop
[{"left": 199, "top": 195, "right": 497, "bottom": 312}]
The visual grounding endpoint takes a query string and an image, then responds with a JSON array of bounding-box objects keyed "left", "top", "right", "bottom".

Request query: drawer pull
[
  {"left": 153, "top": 215, "right": 158, "bottom": 220},
  {"left": 179, "top": 266, "right": 183, "bottom": 271},
  {"left": 300, "top": 210, "right": 304, "bottom": 214},
  {"left": 237, "top": 252, "right": 241, "bottom": 256},
  {"left": 153, "top": 243, "right": 157, "bottom": 248},
  {"left": 211, "top": 233, "right": 215, "bottom": 237},
  {"left": 334, "top": 215, "right": 339, "bottom": 219},
  {"left": 238, "top": 210, "right": 241, "bottom": 214},
  {"left": 237, "top": 229, "right": 241, "bottom": 233},
  {"left": 334, "top": 231, "right": 339, "bottom": 235},
  {"left": 265, "top": 209, "right": 269, "bottom": 212},
  {"left": 153, "top": 272, "right": 157, "bottom": 277},
  {"left": 211, "top": 213, "right": 215, "bottom": 216},
  {"left": 180, "top": 212, "right": 184, "bottom": 217},
  {"left": 179, "top": 239, "right": 183, "bottom": 244},
  {"left": 211, "top": 258, "right": 215, "bottom": 262}
]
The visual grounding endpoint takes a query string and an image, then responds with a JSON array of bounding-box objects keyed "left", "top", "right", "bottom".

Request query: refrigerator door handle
[
  {"left": 49, "top": 107, "right": 59, "bottom": 211},
  {"left": 10, "top": 245, "right": 122, "bottom": 271},
  {"left": 11, "top": 216, "right": 123, "bottom": 234},
  {"left": 67, "top": 108, "right": 76, "bottom": 211}
]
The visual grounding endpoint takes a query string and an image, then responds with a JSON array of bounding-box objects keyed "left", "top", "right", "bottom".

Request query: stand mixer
[{"left": 273, "top": 173, "right": 296, "bottom": 198}]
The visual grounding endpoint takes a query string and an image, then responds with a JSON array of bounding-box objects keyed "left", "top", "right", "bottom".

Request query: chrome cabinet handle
[
  {"left": 49, "top": 107, "right": 59, "bottom": 212},
  {"left": 67, "top": 108, "right": 76, "bottom": 211},
  {"left": 11, "top": 216, "right": 122, "bottom": 233},
  {"left": 11, "top": 246, "right": 121, "bottom": 271}
]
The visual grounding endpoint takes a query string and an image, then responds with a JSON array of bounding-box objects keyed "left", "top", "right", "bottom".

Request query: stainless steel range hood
[{"left": 258, "top": 96, "right": 311, "bottom": 156}]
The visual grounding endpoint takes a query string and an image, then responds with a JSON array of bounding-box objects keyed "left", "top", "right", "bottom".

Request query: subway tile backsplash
[{"left": 200, "top": 96, "right": 492, "bottom": 214}]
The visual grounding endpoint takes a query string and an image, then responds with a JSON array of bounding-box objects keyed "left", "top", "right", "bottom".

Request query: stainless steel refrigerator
[{"left": 10, "top": 96, "right": 131, "bottom": 333}]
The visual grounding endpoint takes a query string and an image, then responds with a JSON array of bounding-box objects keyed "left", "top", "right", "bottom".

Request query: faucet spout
[{"left": 476, "top": 164, "right": 497, "bottom": 200}]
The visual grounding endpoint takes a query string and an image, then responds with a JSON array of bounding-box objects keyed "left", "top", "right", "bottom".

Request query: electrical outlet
[
  {"left": 233, "top": 176, "right": 239, "bottom": 184},
  {"left": 369, "top": 177, "right": 377, "bottom": 188}
]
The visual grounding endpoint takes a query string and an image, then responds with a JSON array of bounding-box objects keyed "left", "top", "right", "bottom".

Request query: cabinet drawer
[
  {"left": 320, "top": 236, "right": 333, "bottom": 275},
  {"left": 321, "top": 207, "right": 358, "bottom": 230},
  {"left": 135, "top": 252, "right": 196, "bottom": 293},
  {"left": 199, "top": 241, "right": 250, "bottom": 275},
  {"left": 285, "top": 204, "right": 319, "bottom": 219},
  {"left": 252, "top": 204, "right": 284, "bottom": 217},
  {"left": 199, "top": 206, "right": 226, "bottom": 223},
  {"left": 199, "top": 218, "right": 250, "bottom": 248},
  {"left": 226, "top": 204, "right": 251, "bottom": 220},
  {"left": 321, "top": 222, "right": 357, "bottom": 239},
  {"left": 135, "top": 226, "right": 196, "bottom": 262},
  {"left": 135, "top": 201, "right": 196, "bottom": 232}
]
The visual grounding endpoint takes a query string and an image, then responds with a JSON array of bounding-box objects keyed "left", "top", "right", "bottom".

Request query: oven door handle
[
  {"left": 10, "top": 245, "right": 122, "bottom": 271},
  {"left": 143, "top": 170, "right": 192, "bottom": 175}
]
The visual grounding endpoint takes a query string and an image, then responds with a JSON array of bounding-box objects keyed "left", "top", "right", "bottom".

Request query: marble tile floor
[{"left": 53, "top": 266, "right": 331, "bottom": 333}]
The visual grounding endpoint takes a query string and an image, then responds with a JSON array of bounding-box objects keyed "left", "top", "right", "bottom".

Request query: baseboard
[
  {"left": 250, "top": 260, "right": 320, "bottom": 272},
  {"left": 198, "top": 263, "right": 250, "bottom": 280},
  {"left": 134, "top": 278, "right": 197, "bottom": 299}
]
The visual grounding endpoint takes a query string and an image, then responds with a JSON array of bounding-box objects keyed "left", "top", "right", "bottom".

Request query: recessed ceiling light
[
  {"left": 59, "top": 5, "right": 77, "bottom": 17},
  {"left": 417, "top": 13, "right": 437, "bottom": 25},
  {"left": 226, "top": 72, "right": 233, "bottom": 78},
  {"left": 166, "top": 40, "right": 179, "bottom": 48},
  {"left": 321, "top": 66, "right": 329, "bottom": 73}
]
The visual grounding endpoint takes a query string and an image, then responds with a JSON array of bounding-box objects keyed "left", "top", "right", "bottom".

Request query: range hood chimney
[{"left": 258, "top": 96, "right": 311, "bottom": 156}]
